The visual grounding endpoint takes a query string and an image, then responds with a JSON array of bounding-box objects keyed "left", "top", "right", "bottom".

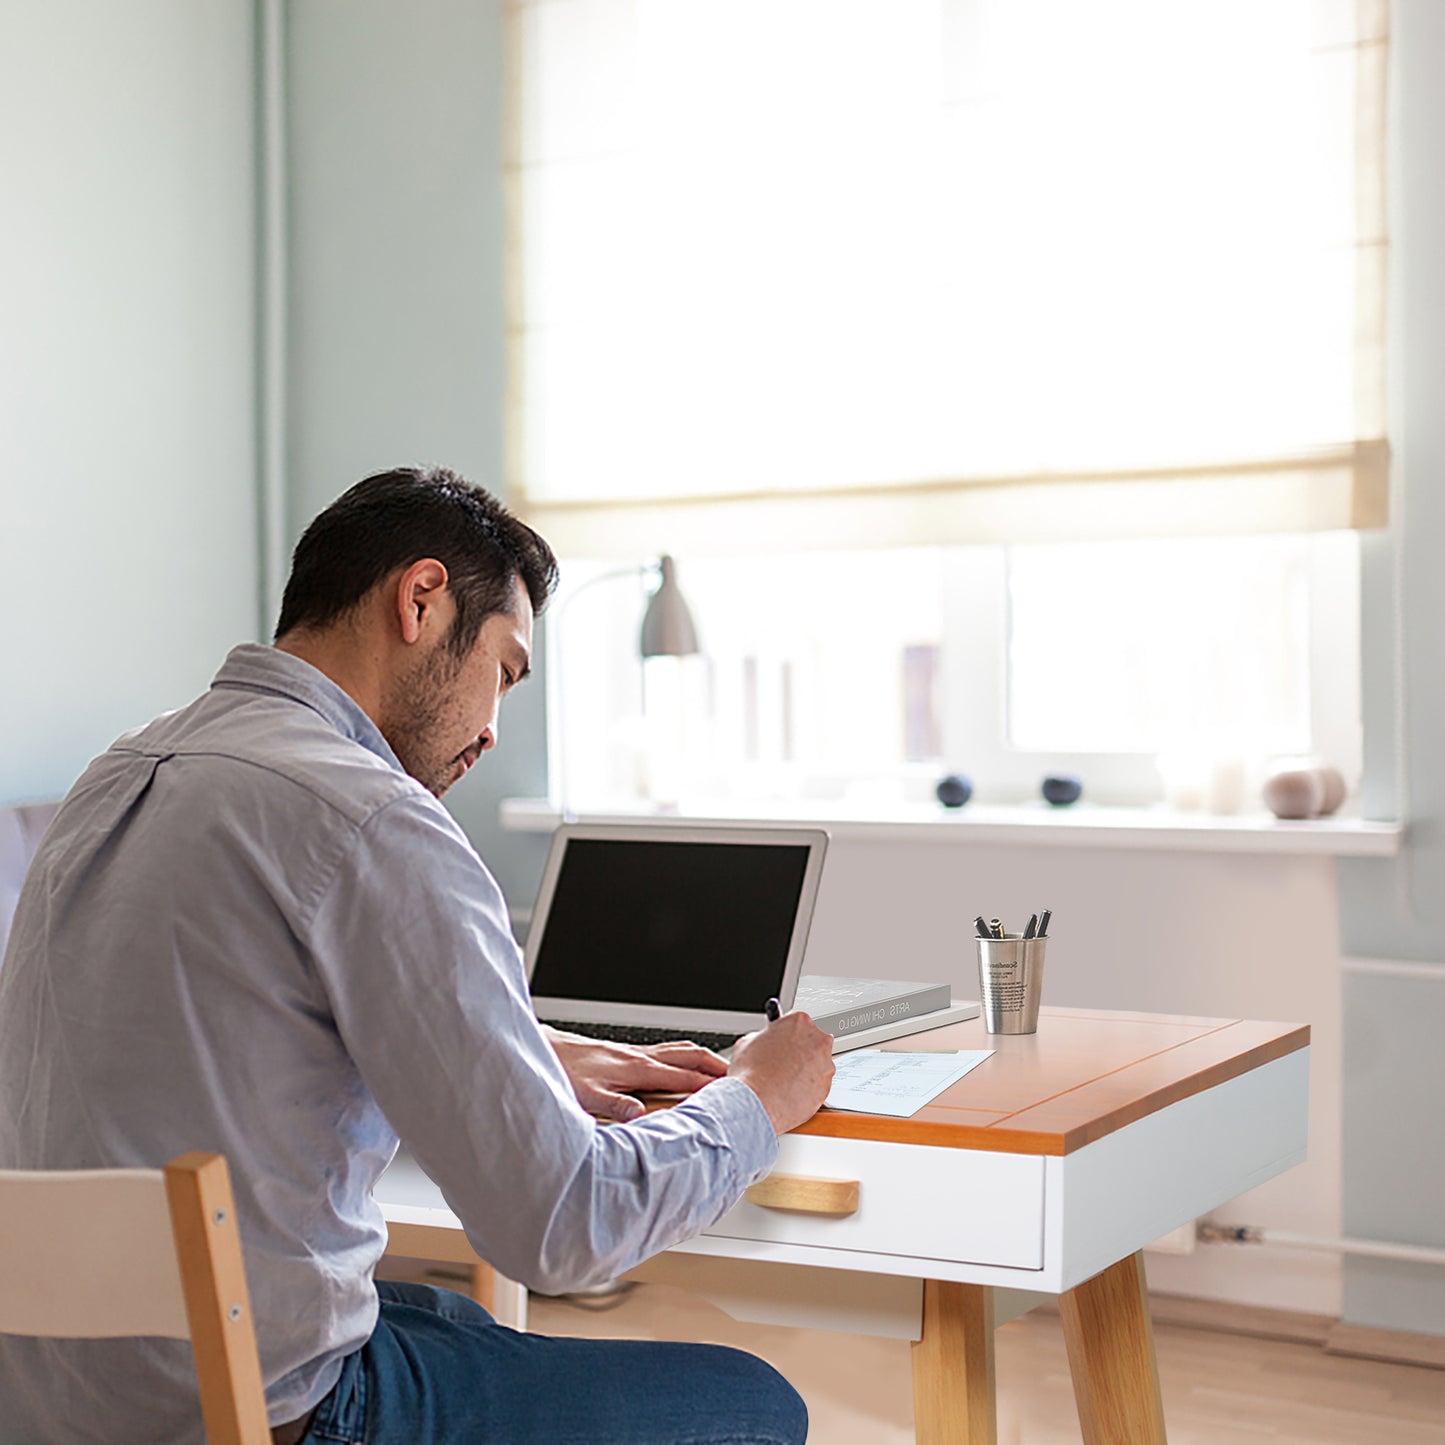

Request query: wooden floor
[{"left": 526, "top": 1280, "right": 1445, "bottom": 1444}]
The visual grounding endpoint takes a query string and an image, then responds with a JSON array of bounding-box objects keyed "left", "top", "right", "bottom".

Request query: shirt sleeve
[{"left": 302, "top": 792, "right": 778, "bottom": 1294}]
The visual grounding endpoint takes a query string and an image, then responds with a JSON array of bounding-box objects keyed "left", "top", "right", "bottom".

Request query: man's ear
[{"left": 393, "top": 558, "right": 451, "bottom": 645}]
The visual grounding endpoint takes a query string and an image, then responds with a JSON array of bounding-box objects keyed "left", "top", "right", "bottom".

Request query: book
[
  {"left": 823, "top": 1002, "right": 981, "bottom": 1054},
  {"left": 793, "top": 976, "right": 955, "bottom": 1040}
]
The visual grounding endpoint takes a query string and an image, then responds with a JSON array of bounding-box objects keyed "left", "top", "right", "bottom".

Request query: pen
[
  {"left": 974, "top": 915, "right": 992, "bottom": 939},
  {"left": 989, "top": 918, "right": 1005, "bottom": 939},
  {"left": 764, "top": 997, "right": 781, "bottom": 1023},
  {"left": 1038, "top": 909, "right": 1052, "bottom": 938},
  {"left": 1022, "top": 913, "right": 1039, "bottom": 940}
]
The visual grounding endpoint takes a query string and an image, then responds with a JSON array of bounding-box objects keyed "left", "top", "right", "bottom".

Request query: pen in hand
[{"left": 764, "top": 997, "right": 782, "bottom": 1023}]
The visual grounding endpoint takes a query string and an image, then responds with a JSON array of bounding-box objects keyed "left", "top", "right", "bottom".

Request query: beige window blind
[{"left": 504, "top": 0, "right": 1388, "bottom": 556}]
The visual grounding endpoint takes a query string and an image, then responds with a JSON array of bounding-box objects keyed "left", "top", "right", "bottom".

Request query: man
[{"left": 0, "top": 467, "right": 835, "bottom": 1444}]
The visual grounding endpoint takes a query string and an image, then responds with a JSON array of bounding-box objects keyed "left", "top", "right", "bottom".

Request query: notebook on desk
[{"left": 526, "top": 822, "right": 828, "bottom": 1053}]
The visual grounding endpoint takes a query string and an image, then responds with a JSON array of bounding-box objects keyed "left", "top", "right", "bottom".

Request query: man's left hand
[{"left": 542, "top": 1028, "right": 729, "bottom": 1122}]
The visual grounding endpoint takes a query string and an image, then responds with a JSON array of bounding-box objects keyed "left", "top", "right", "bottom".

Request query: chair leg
[{"left": 911, "top": 1278, "right": 997, "bottom": 1444}]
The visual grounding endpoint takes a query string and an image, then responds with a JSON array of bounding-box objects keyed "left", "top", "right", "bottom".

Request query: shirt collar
[{"left": 210, "top": 643, "right": 406, "bottom": 774}]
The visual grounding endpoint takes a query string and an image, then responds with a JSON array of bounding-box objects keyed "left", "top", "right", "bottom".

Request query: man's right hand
[{"left": 727, "top": 1010, "right": 835, "bottom": 1135}]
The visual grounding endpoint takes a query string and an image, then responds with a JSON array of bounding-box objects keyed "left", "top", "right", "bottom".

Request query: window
[
  {"left": 547, "top": 532, "right": 1360, "bottom": 811},
  {"left": 513, "top": 2, "right": 1386, "bottom": 814}
]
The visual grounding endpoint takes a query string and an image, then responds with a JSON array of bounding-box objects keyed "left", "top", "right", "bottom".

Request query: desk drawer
[{"left": 706, "top": 1135, "right": 1045, "bottom": 1270}]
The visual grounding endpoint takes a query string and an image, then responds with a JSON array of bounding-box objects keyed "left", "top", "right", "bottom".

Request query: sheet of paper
[{"left": 824, "top": 1048, "right": 993, "bottom": 1118}]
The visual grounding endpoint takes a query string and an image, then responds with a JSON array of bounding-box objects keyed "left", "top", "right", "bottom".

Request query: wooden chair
[{"left": 0, "top": 1150, "right": 271, "bottom": 1445}]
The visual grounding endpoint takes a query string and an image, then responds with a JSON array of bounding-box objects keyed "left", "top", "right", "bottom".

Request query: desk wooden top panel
[{"left": 793, "top": 1006, "right": 1308, "bottom": 1157}]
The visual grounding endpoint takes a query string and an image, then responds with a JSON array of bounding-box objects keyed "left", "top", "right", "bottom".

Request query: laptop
[{"left": 526, "top": 822, "right": 828, "bottom": 1052}]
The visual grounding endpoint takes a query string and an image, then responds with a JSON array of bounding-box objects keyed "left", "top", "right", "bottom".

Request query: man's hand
[
  {"left": 543, "top": 1028, "right": 729, "bottom": 1122},
  {"left": 727, "top": 1011, "right": 834, "bottom": 1135}
]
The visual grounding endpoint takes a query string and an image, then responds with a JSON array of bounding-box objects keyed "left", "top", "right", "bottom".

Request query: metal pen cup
[{"left": 975, "top": 935, "right": 1046, "bottom": 1034}]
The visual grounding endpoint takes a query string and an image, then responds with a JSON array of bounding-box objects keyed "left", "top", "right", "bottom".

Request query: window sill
[{"left": 499, "top": 798, "right": 1402, "bottom": 858}]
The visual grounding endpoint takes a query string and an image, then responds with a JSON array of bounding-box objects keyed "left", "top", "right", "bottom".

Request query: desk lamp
[
  {"left": 639, "top": 555, "right": 699, "bottom": 659},
  {"left": 550, "top": 555, "right": 701, "bottom": 820}
]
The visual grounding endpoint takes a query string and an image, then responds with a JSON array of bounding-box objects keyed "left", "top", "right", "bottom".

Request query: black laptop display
[{"left": 526, "top": 823, "right": 828, "bottom": 1048}]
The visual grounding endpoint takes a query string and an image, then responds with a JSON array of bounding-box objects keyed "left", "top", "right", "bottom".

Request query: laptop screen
[
  {"left": 530, "top": 838, "right": 810, "bottom": 1010},
  {"left": 525, "top": 824, "right": 828, "bottom": 1033}
]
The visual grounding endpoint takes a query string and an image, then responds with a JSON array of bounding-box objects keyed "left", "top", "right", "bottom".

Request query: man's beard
[{"left": 379, "top": 644, "right": 467, "bottom": 797}]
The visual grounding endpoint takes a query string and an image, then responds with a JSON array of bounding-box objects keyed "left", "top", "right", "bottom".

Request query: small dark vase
[
  {"left": 935, "top": 774, "right": 973, "bottom": 808},
  {"left": 1041, "top": 774, "right": 1083, "bottom": 806}
]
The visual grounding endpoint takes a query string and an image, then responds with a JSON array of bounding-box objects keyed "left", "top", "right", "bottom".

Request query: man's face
[{"left": 381, "top": 579, "right": 534, "bottom": 798}]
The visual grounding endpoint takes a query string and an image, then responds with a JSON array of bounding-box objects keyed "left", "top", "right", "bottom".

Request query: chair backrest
[{"left": 0, "top": 1151, "right": 271, "bottom": 1445}]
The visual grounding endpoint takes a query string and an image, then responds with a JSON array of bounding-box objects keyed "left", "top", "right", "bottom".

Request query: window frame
[
  {"left": 546, "top": 533, "right": 1362, "bottom": 813},
  {"left": 939, "top": 533, "right": 1362, "bottom": 807}
]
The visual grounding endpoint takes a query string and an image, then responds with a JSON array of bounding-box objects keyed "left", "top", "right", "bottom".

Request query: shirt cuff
[{"left": 672, "top": 1074, "right": 780, "bottom": 1189}]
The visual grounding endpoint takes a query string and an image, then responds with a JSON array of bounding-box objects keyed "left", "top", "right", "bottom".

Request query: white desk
[{"left": 378, "top": 1007, "right": 1309, "bottom": 1443}]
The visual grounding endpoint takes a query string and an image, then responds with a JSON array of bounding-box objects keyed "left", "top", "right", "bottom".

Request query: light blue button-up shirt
[{"left": 0, "top": 645, "right": 777, "bottom": 1443}]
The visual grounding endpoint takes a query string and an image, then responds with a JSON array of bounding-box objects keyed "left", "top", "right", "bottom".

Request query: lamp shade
[{"left": 639, "top": 555, "right": 699, "bottom": 657}]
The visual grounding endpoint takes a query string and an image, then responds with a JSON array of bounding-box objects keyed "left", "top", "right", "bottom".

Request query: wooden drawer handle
[{"left": 744, "top": 1174, "right": 860, "bottom": 1216}]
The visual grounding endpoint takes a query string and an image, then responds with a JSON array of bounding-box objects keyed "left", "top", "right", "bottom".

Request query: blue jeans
[{"left": 302, "top": 1281, "right": 808, "bottom": 1444}]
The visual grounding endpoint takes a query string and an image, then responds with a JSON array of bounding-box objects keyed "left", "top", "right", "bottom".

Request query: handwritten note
[{"left": 824, "top": 1049, "right": 993, "bottom": 1118}]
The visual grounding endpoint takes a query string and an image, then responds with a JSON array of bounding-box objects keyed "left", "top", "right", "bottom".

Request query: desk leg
[
  {"left": 911, "top": 1279, "right": 996, "bottom": 1444},
  {"left": 1059, "top": 1251, "right": 1167, "bottom": 1444},
  {"left": 469, "top": 1262, "right": 495, "bottom": 1314}
]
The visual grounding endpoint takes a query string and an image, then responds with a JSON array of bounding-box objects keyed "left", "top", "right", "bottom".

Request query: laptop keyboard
[{"left": 538, "top": 1019, "right": 743, "bottom": 1054}]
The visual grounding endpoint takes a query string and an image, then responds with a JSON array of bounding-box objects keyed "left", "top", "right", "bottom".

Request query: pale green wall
[
  {"left": 284, "top": 0, "right": 504, "bottom": 524},
  {"left": 282, "top": 0, "right": 551, "bottom": 908},
  {"left": 0, "top": 0, "right": 259, "bottom": 805},
  {"left": 1335, "top": 0, "right": 1445, "bottom": 1337}
]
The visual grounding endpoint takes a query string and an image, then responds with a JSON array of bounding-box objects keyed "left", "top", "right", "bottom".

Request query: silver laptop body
[{"left": 525, "top": 822, "right": 828, "bottom": 1039}]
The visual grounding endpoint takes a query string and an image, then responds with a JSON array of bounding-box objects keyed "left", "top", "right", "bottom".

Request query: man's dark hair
[{"left": 274, "top": 467, "right": 558, "bottom": 657}]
